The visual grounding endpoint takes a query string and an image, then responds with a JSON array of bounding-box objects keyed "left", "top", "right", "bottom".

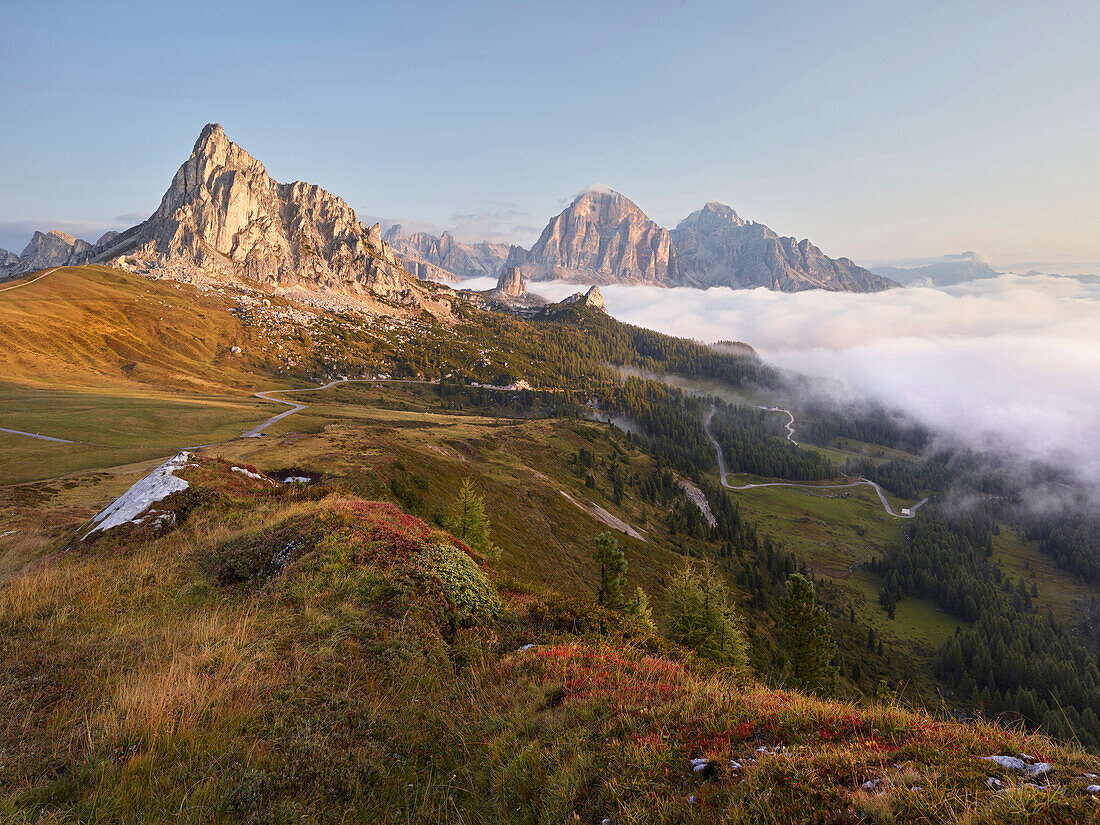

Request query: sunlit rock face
[
  {"left": 510, "top": 189, "right": 682, "bottom": 286},
  {"left": 90, "top": 124, "right": 430, "bottom": 306},
  {"left": 671, "top": 201, "right": 897, "bottom": 292}
]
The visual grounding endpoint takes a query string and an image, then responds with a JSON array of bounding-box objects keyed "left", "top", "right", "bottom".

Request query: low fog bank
[{"left": 478, "top": 275, "right": 1100, "bottom": 491}]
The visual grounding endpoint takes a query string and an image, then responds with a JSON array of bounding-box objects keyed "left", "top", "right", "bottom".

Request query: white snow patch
[
  {"left": 84, "top": 452, "right": 191, "bottom": 538},
  {"left": 0, "top": 530, "right": 16, "bottom": 537},
  {"left": 232, "top": 466, "right": 270, "bottom": 482},
  {"left": 283, "top": 476, "right": 311, "bottom": 484},
  {"left": 1087, "top": 785, "right": 1100, "bottom": 793}
]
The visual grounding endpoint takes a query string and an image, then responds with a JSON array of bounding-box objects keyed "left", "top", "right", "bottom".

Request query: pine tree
[
  {"left": 625, "top": 585, "right": 656, "bottom": 630},
  {"left": 779, "top": 573, "right": 839, "bottom": 695},
  {"left": 448, "top": 477, "right": 498, "bottom": 560},
  {"left": 592, "top": 531, "right": 628, "bottom": 608},
  {"left": 664, "top": 562, "right": 747, "bottom": 666}
]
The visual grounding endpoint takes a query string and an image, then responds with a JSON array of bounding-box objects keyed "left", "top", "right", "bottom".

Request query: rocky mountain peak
[
  {"left": 384, "top": 227, "right": 511, "bottom": 283},
  {"left": 495, "top": 265, "right": 526, "bottom": 297},
  {"left": 670, "top": 202, "right": 896, "bottom": 292},
  {"left": 512, "top": 189, "right": 680, "bottom": 285},
  {"left": 561, "top": 284, "right": 606, "bottom": 311},
  {"left": 680, "top": 201, "right": 746, "bottom": 229},
  {"left": 87, "top": 124, "right": 436, "bottom": 310}
]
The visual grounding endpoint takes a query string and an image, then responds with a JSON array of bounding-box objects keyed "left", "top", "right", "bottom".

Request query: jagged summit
[
  {"left": 84, "top": 123, "right": 434, "bottom": 308},
  {"left": 679, "top": 201, "right": 746, "bottom": 229},
  {"left": 383, "top": 225, "right": 510, "bottom": 282},
  {"left": 560, "top": 284, "right": 606, "bottom": 311},
  {"left": 509, "top": 189, "right": 680, "bottom": 285},
  {"left": 670, "top": 202, "right": 897, "bottom": 292},
  {"left": 506, "top": 190, "right": 896, "bottom": 292}
]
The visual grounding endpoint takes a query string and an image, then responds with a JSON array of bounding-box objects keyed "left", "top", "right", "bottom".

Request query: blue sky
[{"left": 2, "top": 0, "right": 1098, "bottom": 272}]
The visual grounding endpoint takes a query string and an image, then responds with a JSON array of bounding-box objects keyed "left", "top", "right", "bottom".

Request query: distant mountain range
[
  {"left": 1, "top": 124, "right": 901, "bottom": 295},
  {"left": 500, "top": 191, "right": 896, "bottom": 293},
  {"left": 382, "top": 226, "right": 511, "bottom": 283},
  {"left": 870, "top": 252, "right": 1002, "bottom": 286}
]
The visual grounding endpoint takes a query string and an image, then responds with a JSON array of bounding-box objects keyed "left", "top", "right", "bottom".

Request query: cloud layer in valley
[{"left": 464, "top": 274, "right": 1100, "bottom": 488}]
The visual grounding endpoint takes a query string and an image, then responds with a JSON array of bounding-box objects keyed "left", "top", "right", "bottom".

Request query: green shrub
[{"left": 419, "top": 544, "right": 503, "bottom": 623}]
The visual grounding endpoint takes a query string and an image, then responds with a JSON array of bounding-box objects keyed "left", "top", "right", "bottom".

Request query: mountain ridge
[{"left": 504, "top": 189, "right": 896, "bottom": 292}]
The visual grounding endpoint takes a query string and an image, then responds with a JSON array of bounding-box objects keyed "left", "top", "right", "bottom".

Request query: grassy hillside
[
  {"left": 4, "top": 265, "right": 1100, "bottom": 820},
  {"left": 2, "top": 460, "right": 1098, "bottom": 823}
]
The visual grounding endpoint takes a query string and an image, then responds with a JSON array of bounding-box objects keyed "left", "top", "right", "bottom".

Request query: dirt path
[
  {"left": 0, "top": 267, "right": 58, "bottom": 292},
  {"left": 0, "top": 426, "right": 74, "bottom": 443}
]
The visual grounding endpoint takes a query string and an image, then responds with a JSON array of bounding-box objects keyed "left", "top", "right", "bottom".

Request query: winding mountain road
[
  {"left": 243, "top": 377, "right": 440, "bottom": 437},
  {"left": 758, "top": 405, "right": 797, "bottom": 444},
  {"left": 704, "top": 405, "right": 928, "bottom": 519}
]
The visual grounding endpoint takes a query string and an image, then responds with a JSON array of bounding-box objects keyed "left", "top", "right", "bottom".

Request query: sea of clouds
[{"left": 462, "top": 273, "right": 1100, "bottom": 489}]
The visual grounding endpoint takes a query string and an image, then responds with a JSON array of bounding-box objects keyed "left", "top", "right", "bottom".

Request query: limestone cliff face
[
  {"left": 511, "top": 194, "right": 896, "bottom": 293},
  {"left": 494, "top": 265, "right": 526, "bottom": 297},
  {"left": 9, "top": 230, "right": 92, "bottom": 275},
  {"left": 383, "top": 226, "right": 510, "bottom": 282},
  {"left": 512, "top": 190, "right": 681, "bottom": 285},
  {"left": 91, "top": 124, "right": 429, "bottom": 305},
  {"left": 670, "top": 202, "right": 897, "bottom": 292}
]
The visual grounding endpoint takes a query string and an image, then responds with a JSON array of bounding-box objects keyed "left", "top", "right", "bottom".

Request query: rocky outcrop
[
  {"left": 511, "top": 189, "right": 681, "bottom": 285},
  {"left": 560, "top": 285, "right": 606, "bottom": 311},
  {"left": 89, "top": 124, "right": 432, "bottom": 307},
  {"left": 495, "top": 265, "right": 526, "bottom": 297},
  {"left": 7, "top": 230, "right": 93, "bottom": 275},
  {"left": 670, "top": 202, "right": 897, "bottom": 292},
  {"left": 383, "top": 225, "right": 510, "bottom": 282},
  {"left": 0, "top": 248, "right": 19, "bottom": 279}
]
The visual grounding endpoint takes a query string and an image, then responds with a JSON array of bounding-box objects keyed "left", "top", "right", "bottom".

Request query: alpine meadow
[{"left": 3, "top": 3, "right": 1100, "bottom": 823}]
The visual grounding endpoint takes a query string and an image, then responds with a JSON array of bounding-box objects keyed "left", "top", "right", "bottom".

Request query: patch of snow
[
  {"left": 690, "top": 758, "right": 710, "bottom": 773},
  {"left": 283, "top": 476, "right": 311, "bottom": 484},
  {"left": 232, "top": 466, "right": 269, "bottom": 482},
  {"left": 1087, "top": 785, "right": 1100, "bottom": 793},
  {"left": 1028, "top": 762, "right": 1053, "bottom": 776},
  {"left": 0, "top": 530, "right": 16, "bottom": 537},
  {"left": 84, "top": 452, "right": 191, "bottom": 538},
  {"left": 1084, "top": 773, "right": 1098, "bottom": 779},
  {"left": 729, "top": 760, "right": 742, "bottom": 770},
  {"left": 987, "top": 777, "right": 1004, "bottom": 789}
]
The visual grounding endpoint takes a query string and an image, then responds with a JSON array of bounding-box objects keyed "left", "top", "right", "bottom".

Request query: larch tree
[{"left": 664, "top": 561, "right": 747, "bottom": 667}]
